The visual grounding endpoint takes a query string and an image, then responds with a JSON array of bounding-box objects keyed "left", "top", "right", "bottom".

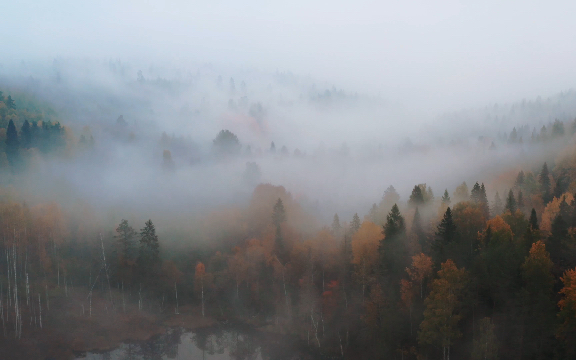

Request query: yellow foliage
[
  {"left": 351, "top": 221, "right": 382, "bottom": 268},
  {"left": 541, "top": 193, "right": 574, "bottom": 232}
]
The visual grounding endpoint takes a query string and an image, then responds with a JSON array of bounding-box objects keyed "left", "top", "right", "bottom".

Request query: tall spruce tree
[
  {"left": 433, "top": 207, "right": 457, "bottom": 265},
  {"left": 379, "top": 204, "right": 407, "bottom": 277},
  {"left": 138, "top": 220, "right": 161, "bottom": 278},
  {"left": 517, "top": 190, "right": 525, "bottom": 211},
  {"left": 116, "top": 219, "right": 136, "bottom": 260},
  {"left": 505, "top": 189, "right": 517, "bottom": 213},
  {"left": 441, "top": 189, "right": 451, "bottom": 205},
  {"left": 412, "top": 207, "right": 427, "bottom": 252},
  {"left": 409, "top": 185, "right": 425, "bottom": 206},
  {"left": 5, "top": 119, "right": 19, "bottom": 165},
  {"left": 471, "top": 182, "right": 482, "bottom": 203},
  {"left": 492, "top": 192, "right": 503, "bottom": 217},
  {"left": 21, "top": 120, "right": 31, "bottom": 149},
  {"left": 272, "top": 198, "right": 287, "bottom": 262},
  {"left": 540, "top": 162, "right": 552, "bottom": 203},
  {"left": 350, "top": 213, "right": 361, "bottom": 234}
]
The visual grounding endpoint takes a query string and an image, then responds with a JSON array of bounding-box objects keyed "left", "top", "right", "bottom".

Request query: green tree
[
  {"left": 516, "top": 170, "right": 525, "bottom": 187},
  {"left": 272, "top": 198, "right": 287, "bottom": 262},
  {"left": 379, "top": 204, "right": 407, "bottom": 277},
  {"left": 212, "top": 129, "right": 241, "bottom": 156},
  {"left": 116, "top": 219, "right": 136, "bottom": 261},
  {"left": 331, "top": 213, "right": 341, "bottom": 237},
  {"left": 418, "top": 259, "right": 468, "bottom": 360},
  {"left": 412, "top": 207, "right": 427, "bottom": 252},
  {"left": 21, "top": 120, "right": 31, "bottom": 149},
  {"left": 433, "top": 207, "right": 457, "bottom": 265},
  {"left": 409, "top": 185, "right": 424, "bottom": 207},
  {"left": 5, "top": 119, "right": 19, "bottom": 165},
  {"left": 539, "top": 162, "right": 552, "bottom": 203},
  {"left": 505, "top": 189, "right": 517, "bottom": 213},
  {"left": 5, "top": 95, "right": 15, "bottom": 109},
  {"left": 138, "top": 219, "right": 161, "bottom": 279},
  {"left": 492, "top": 192, "right": 503, "bottom": 217},
  {"left": 517, "top": 190, "right": 524, "bottom": 211},
  {"left": 442, "top": 189, "right": 451, "bottom": 205},
  {"left": 350, "top": 213, "right": 361, "bottom": 234}
]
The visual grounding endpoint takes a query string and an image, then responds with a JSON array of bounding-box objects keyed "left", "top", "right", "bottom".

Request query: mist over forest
[{"left": 3, "top": 1, "right": 576, "bottom": 359}]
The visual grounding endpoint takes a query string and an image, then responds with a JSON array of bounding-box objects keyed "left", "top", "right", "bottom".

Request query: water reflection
[{"left": 76, "top": 326, "right": 307, "bottom": 360}]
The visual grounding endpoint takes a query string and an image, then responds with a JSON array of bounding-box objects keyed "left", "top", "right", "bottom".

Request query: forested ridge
[{"left": 2, "top": 90, "right": 576, "bottom": 360}]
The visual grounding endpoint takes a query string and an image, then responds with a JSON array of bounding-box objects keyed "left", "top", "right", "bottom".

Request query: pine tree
[
  {"left": 505, "top": 189, "right": 517, "bottom": 213},
  {"left": 412, "top": 207, "right": 427, "bottom": 252},
  {"left": 272, "top": 198, "right": 287, "bottom": 262},
  {"left": 138, "top": 220, "right": 161, "bottom": 278},
  {"left": 409, "top": 185, "right": 424, "bottom": 206},
  {"left": 529, "top": 208, "right": 539, "bottom": 230},
  {"left": 516, "top": 170, "right": 525, "bottom": 187},
  {"left": 20, "top": 120, "right": 31, "bottom": 149},
  {"left": 116, "top": 219, "right": 136, "bottom": 260},
  {"left": 470, "top": 182, "right": 482, "bottom": 203},
  {"left": 5, "top": 95, "right": 15, "bottom": 109},
  {"left": 517, "top": 190, "right": 525, "bottom": 210},
  {"left": 433, "top": 207, "right": 457, "bottom": 264},
  {"left": 441, "top": 189, "right": 451, "bottom": 205},
  {"left": 540, "top": 162, "right": 552, "bottom": 203},
  {"left": 350, "top": 213, "right": 361, "bottom": 234},
  {"left": 383, "top": 204, "right": 405, "bottom": 240},
  {"left": 492, "top": 192, "right": 503, "bottom": 217},
  {"left": 331, "top": 213, "right": 341, "bottom": 236},
  {"left": 5, "top": 119, "right": 19, "bottom": 165},
  {"left": 479, "top": 183, "right": 490, "bottom": 218},
  {"left": 272, "top": 198, "right": 286, "bottom": 227}
]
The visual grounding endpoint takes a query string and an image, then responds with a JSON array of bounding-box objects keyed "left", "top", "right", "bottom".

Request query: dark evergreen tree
[
  {"left": 529, "top": 208, "right": 539, "bottom": 230},
  {"left": 553, "top": 169, "right": 569, "bottom": 199},
  {"left": 379, "top": 204, "right": 407, "bottom": 277},
  {"left": 5, "top": 119, "right": 19, "bottom": 165},
  {"left": 492, "top": 192, "right": 503, "bottom": 217},
  {"left": 5, "top": 95, "right": 15, "bottom": 109},
  {"left": 441, "top": 189, "right": 451, "bottom": 205},
  {"left": 20, "top": 120, "right": 31, "bottom": 149},
  {"left": 412, "top": 207, "right": 427, "bottom": 252},
  {"left": 471, "top": 182, "right": 482, "bottom": 203},
  {"left": 383, "top": 204, "right": 405, "bottom": 240},
  {"left": 350, "top": 213, "right": 361, "bottom": 234},
  {"left": 479, "top": 183, "right": 490, "bottom": 218},
  {"left": 516, "top": 170, "right": 525, "bottom": 187},
  {"left": 548, "top": 214, "right": 568, "bottom": 272},
  {"left": 505, "top": 189, "right": 517, "bottom": 213},
  {"left": 539, "top": 162, "right": 552, "bottom": 203},
  {"left": 409, "top": 185, "right": 424, "bottom": 206},
  {"left": 270, "top": 141, "right": 276, "bottom": 153},
  {"left": 272, "top": 198, "right": 287, "bottom": 262},
  {"left": 138, "top": 220, "right": 161, "bottom": 280},
  {"left": 517, "top": 190, "right": 525, "bottom": 211},
  {"left": 116, "top": 219, "right": 136, "bottom": 260},
  {"left": 433, "top": 207, "right": 457, "bottom": 264},
  {"left": 331, "top": 213, "right": 341, "bottom": 236}
]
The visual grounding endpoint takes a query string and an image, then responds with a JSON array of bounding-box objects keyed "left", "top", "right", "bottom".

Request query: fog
[{"left": 2, "top": 0, "right": 576, "bottom": 235}]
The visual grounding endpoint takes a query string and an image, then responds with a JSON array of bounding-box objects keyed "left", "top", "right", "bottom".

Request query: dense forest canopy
[{"left": 1, "top": 61, "right": 576, "bottom": 359}]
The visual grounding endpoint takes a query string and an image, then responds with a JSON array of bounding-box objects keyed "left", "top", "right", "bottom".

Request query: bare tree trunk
[{"left": 174, "top": 282, "right": 179, "bottom": 314}]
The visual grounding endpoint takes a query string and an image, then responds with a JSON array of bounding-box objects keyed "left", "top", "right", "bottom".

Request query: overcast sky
[{"left": 4, "top": 0, "right": 576, "bottom": 112}]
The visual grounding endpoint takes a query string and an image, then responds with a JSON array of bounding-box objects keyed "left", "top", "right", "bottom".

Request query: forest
[{"left": 0, "top": 81, "right": 576, "bottom": 360}]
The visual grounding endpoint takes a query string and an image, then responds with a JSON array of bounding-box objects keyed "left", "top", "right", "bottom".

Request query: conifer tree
[
  {"left": 409, "top": 185, "right": 424, "bottom": 206},
  {"left": 517, "top": 190, "right": 525, "bottom": 210},
  {"left": 479, "top": 183, "right": 490, "bottom": 218},
  {"left": 529, "top": 208, "right": 539, "bottom": 230},
  {"left": 492, "top": 192, "right": 503, "bottom": 217},
  {"left": 516, "top": 170, "right": 525, "bottom": 187},
  {"left": 505, "top": 189, "right": 517, "bottom": 213},
  {"left": 5, "top": 95, "right": 15, "bottom": 109},
  {"left": 379, "top": 204, "right": 407, "bottom": 277},
  {"left": 441, "top": 189, "right": 451, "bottom": 205},
  {"left": 272, "top": 198, "right": 287, "bottom": 262},
  {"left": 20, "top": 120, "right": 31, "bottom": 149},
  {"left": 116, "top": 219, "right": 136, "bottom": 260},
  {"left": 138, "top": 220, "right": 161, "bottom": 279},
  {"left": 331, "top": 213, "right": 341, "bottom": 236},
  {"left": 350, "top": 213, "right": 361, "bottom": 234},
  {"left": 540, "top": 162, "right": 552, "bottom": 203},
  {"left": 5, "top": 119, "right": 19, "bottom": 165},
  {"left": 433, "top": 207, "right": 457, "bottom": 264},
  {"left": 470, "top": 182, "right": 482, "bottom": 203},
  {"left": 412, "top": 207, "right": 427, "bottom": 252}
]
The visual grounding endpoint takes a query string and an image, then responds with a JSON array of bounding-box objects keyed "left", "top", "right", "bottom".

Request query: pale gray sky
[{"left": 4, "top": 0, "right": 576, "bottom": 111}]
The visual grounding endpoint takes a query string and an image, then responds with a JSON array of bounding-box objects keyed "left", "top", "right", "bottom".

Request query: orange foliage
[
  {"left": 351, "top": 221, "right": 382, "bottom": 268},
  {"left": 541, "top": 193, "right": 574, "bottom": 232},
  {"left": 485, "top": 216, "right": 513, "bottom": 240},
  {"left": 559, "top": 268, "right": 576, "bottom": 316}
]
